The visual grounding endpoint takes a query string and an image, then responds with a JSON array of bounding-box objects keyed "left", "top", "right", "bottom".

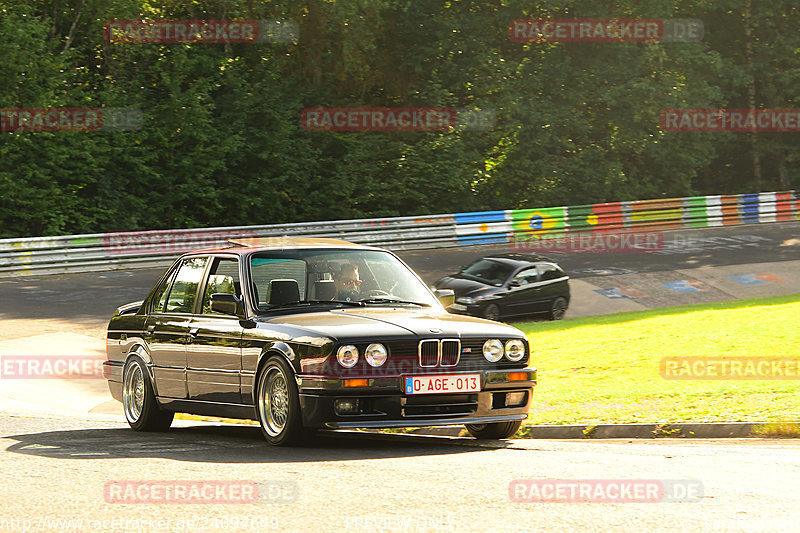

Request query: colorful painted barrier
[
  {"left": 499, "top": 190, "right": 798, "bottom": 247},
  {"left": 0, "top": 190, "right": 797, "bottom": 276}
]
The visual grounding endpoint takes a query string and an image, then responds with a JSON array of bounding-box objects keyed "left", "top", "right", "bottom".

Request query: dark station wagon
[{"left": 104, "top": 238, "right": 537, "bottom": 445}]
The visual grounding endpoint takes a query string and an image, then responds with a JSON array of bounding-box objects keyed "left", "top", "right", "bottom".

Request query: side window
[
  {"left": 201, "top": 258, "right": 242, "bottom": 314},
  {"left": 511, "top": 267, "right": 539, "bottom": 286},
  {"left": 151, "top": 269, "right": 177, "bottom": 313},
  {"left": 165, "top": 256, "right": 209, "bottom": 314},
  {"left": 539, "top": 264, "right": 565, "bottom": 282}
]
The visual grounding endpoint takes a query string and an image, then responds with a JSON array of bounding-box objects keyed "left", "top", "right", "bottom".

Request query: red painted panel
[
  {"left": 720, "top": 195, "right": 739, "bottom": 225},
  {"left": 592, "top": 202, "right": 624, "bottom": 232},
  {"left": 775, "top": 192, "right": 794, "bottom": 222}
]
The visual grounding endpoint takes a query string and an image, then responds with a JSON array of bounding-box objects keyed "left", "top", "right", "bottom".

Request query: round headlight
[
  {"left": 337, "top": 345, "right": 359, "bottom": 368},
  {"left": 365, "top": 343, "right": 388, "bottom": 367},
  {"left": 482, "top": 339, "right": 504, "bottom": 362},
  {"left": 505, "top": 339, "right": 525, "bottom": 362}
]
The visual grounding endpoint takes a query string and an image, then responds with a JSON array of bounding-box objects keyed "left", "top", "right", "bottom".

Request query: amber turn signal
[{"left": 343, "top": 378, "right": 369, "bottom": 388}]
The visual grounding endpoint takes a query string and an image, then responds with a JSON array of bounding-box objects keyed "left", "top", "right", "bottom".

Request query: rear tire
[
  {"left": 465, "top": 420, "right": 522, "bottom": 439},
  {"left": 256, "top": 356, "right": 313, "bottom": 446},
  {"left": 549, "top": 297, "right": 568, "bottom": 320},
  {"left": 122, "top": 356, "right": 173, "bottom": 431}
]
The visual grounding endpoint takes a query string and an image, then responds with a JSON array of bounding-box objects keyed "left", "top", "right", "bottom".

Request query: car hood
[
  {"left": 434, "top": 275, "right": 498, "bottom": 298},
  {"left": 256, "top": 307, "right": 523, "bottom": 340}
]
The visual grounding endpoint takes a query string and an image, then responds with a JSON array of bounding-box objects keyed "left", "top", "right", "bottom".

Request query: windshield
[
  {"left": 459, "top": 258, "right": 514, "bottom": 286},
  {"left": 249, "top": 249, "right": 439, "bottom": 312}
]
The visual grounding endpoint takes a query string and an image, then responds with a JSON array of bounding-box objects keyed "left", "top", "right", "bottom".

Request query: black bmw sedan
[
  {"left": 104, "top": 238, "right": 537, "bottom": 446},
  {"left": 433, "top": 253, "right": 570, "bottom": 322}
]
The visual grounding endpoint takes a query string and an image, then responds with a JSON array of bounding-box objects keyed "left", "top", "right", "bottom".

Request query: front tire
[
  {"left": 465, "top": 420, "right": 522, "bottom": 439},
  {"left": 256, "top": 357, "right": 311, "bottom": 446},
  {"left": 122, "top": 356, "right": 173, "bottom": 431}
]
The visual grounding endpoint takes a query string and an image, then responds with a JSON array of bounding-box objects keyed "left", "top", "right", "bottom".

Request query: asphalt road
[
  {"left": 1, "top": 222, "right": 799, "bottom": 532},
  {"left": 2, "top": 414, "right": 799, "bottom": 533}
]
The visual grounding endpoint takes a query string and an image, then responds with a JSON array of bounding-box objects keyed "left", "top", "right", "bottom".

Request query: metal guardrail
[{"left": 0, "top": 190, "right": 796, "bottom": 277}]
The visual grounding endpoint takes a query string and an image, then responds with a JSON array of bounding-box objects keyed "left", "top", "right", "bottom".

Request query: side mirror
[
  {"left": 433, "top": 288, "right": 455, "bottom": 308},
  {"left": 210, "top": 293, "right": 245, "bottom": 318},
  {"left": 508, "top": 281, "right": 520, "bottom": 288}
]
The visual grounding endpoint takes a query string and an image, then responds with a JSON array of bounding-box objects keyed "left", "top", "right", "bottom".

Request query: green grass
[
  {"left": 512, "top": 294, "right": 800, "bottom": 425},
  {"left": 751, "top": 422, "right": 800, "bottom": 438}
]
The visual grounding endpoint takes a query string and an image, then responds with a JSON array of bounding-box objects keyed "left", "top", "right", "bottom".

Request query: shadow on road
[
  {"left": 4, "top": 424, "right": 502, "bottom": 463},
  {"left": 0, "top": 269, "right": 163, "bottom": 323}
]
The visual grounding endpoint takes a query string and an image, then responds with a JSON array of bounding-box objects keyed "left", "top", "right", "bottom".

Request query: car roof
[
  {"left": 479, "top": 253, "right": 557, "bottom": 266},
  {"left": 190, "top": 237, "right": 375, "bottom": 255}
]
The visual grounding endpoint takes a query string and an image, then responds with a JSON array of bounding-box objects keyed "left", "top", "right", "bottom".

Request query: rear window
[{"left": 251, "top": 258, "right": 307, "bottom": 306}]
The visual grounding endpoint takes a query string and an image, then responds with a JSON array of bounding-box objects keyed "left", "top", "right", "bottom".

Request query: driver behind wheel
[{"left": 334, "top": 263, "right": 361, "bottom": 301}]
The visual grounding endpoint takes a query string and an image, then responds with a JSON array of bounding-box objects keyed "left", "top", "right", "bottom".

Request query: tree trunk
[{"left": 744, "top": 0, "right": 762, "bottom": 191}]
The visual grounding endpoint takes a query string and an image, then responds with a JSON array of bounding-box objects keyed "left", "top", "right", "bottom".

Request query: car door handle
[
  {"left": 189, "top": 328, "right": 199, "bottom": 338},
  {"left": 145, "top": 325, "right": 155, "bottom": 336}
]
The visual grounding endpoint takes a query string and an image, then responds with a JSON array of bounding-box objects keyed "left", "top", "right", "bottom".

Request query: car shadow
[{"left": 4, "top": 424, "right": 507, "bottom": 463}]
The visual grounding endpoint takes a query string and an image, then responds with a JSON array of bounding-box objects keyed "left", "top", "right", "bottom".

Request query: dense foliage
[{"left": 0, "top": 0, "right": 797, "bottom": 237}]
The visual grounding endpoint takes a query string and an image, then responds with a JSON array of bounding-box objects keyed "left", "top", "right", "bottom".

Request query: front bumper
[
  {"left": 445, "top": 302, "right": 484, "bottom": 317},
  {"left": 296, "top": 368, "right": 536, "bottom": 429}
]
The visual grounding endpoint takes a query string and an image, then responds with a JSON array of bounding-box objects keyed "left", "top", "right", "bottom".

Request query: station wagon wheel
[
  {"left": 483, "top": 303, "right": 501, "bottom": 321},
  {"left": 122, "top": 356, "right": 173, "bottom": 431},
  {"left": 465, "top": 420, "right": 522, "bottom": 439},
  {"left": 549, "top": 297, "right": 568, "bottom": 320},
  {"left": 256, "top": 357, "right": 310, "bottom": 446}
]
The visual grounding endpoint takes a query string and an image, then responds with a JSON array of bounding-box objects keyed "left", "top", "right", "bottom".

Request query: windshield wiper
[
  {"left": 266, "top": 300, "right": 365, "bottom": 310},
  {"left": 359, "top": 297, "right": 431, "bottom": 307}
]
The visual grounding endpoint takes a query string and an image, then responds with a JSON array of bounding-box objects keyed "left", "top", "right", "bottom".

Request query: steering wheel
[{"left": 368, "top": 289, "right": 391, "bottom": 297}]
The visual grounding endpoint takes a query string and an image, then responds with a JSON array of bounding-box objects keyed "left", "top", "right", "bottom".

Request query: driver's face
[
  {"left": 336, "top": 267, "right": 360, "bottom": 291},
  {"left": 340, "top": 277, "right": 360, "bottom": 288}
]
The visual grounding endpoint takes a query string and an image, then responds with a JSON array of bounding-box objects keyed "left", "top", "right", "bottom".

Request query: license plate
[{"left": 405, "top": 374, "right": 481, "bottom": 395}]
